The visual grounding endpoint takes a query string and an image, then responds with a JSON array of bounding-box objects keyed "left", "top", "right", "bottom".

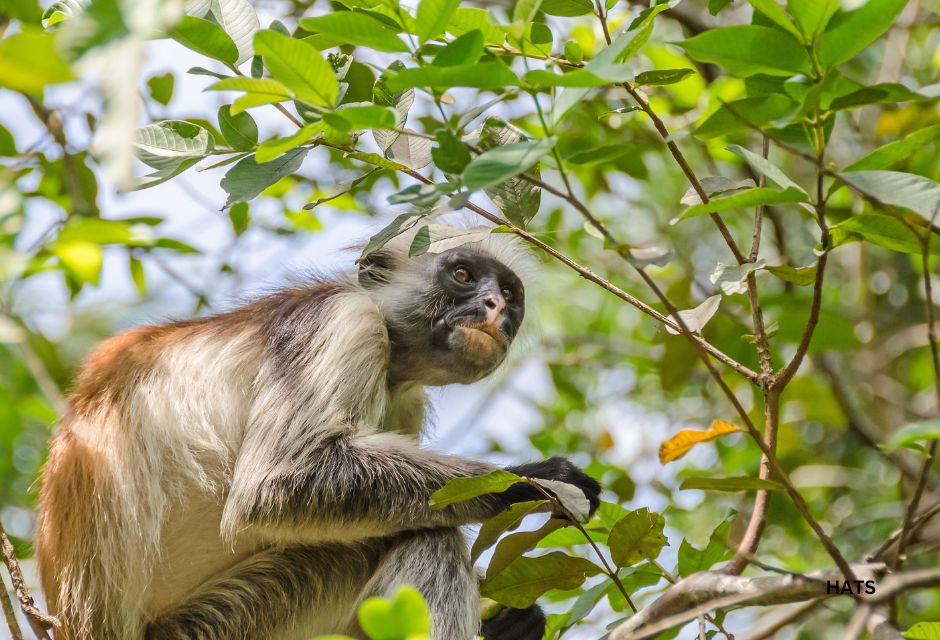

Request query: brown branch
[
  {"left": 0, "top": 570, "right": 25, "bottom": 640},
  {"left": 608, "top": 564, "right": 940, "bottom": 640},
  {"left": 726, "top": 137, "right": 779, "bottom": 576},
  {"left": 743, "top": 598, "right": 826, "bottom": 640},
  {"left": 725, "top": 389, "right": 780, "bottom": 575},
  {"left": 607, "top": 564, "right": 879, "bottom": 640},
  {"left": 0, "top": 524, "right": 57, "bottom": 639},
  {"left": 869, "top": 502, "right": 940, "bottom": 562}
]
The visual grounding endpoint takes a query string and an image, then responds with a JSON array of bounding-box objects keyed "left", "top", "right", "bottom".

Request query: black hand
[
  {"left": 481, "top": 604, "right": 546, "bottom": 640},
  {"left": 502, "top": 456, "right": 601, "bottom": 517}
]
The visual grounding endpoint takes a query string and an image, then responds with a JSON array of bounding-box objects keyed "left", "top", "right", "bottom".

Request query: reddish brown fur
[{"left": 36, "top": 428, "right": 108, "bottom": 640}]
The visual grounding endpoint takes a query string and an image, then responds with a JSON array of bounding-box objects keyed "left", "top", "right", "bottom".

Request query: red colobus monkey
[{"left": 36, "top": 233, "right": 600, "bottom": 640}]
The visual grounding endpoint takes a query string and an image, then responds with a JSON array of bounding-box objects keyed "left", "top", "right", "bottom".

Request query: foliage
[{"left": 2, "top": 0, "right": 940, "bottom": 637}]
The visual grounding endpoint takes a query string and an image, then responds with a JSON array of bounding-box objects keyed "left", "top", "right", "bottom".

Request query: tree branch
[
  {"left": 0, "top": 524, "right": 57, "bottom": 640},
  {"left": 608, "top": 563, "right": 940, "bottom": 640}
]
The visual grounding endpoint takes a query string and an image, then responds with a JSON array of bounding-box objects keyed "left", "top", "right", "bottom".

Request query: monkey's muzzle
[{"left": 451, "top": 321, "right": 510, "bottom": 371}]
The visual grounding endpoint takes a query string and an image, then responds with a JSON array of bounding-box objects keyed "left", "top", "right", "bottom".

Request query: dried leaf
[{"left": 659, "top": 420, "right": 743, "bottom": 464}]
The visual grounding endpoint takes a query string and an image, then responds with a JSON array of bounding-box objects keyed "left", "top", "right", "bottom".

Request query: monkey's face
[
  {"left": 427, "top": 249, "right": 525, "bottom": 381},
  {"left": 375, "top": 247, "right": 518, "bottom": 386}
]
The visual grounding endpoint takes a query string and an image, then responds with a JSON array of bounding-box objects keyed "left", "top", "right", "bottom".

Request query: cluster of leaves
[{"left": 3, "top": 0, "right": 940, "bottom": 636}]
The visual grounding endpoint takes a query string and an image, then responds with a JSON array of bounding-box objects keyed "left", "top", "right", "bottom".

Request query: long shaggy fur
[{"left": 36, "top": 235, "right": 526, "bottom": 640}]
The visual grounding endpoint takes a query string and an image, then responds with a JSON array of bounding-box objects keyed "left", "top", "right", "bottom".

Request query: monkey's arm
[{"left": 221, "top": 427, "right": 513, "bottom": 542}]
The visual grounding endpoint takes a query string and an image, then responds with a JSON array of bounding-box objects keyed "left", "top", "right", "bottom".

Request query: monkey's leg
[
  {"left": 348, "top": 528, "right": 479, "bottom": 640},
  {"left": 145, "top": 542, "right": 384, "bottom": 640}
]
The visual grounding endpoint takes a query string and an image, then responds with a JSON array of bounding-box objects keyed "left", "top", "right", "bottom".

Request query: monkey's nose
[{"left": 483, "top": 295, "right": 505, "bottom": 324}]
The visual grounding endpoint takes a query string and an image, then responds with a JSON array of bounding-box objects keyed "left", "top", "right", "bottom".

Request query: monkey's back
[{"left": 35, "top": 284, "right": 353, "bottom": 639}]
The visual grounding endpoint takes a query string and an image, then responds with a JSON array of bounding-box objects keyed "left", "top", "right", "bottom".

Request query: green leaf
[
  {"left": 128, "top": 254, "right": 146, "bottom": 295},
  {"left": 472, "top": 500, "right": 547, "bottom": 562},
  {"left": 55, "top": 241, "right": 103, "bottom": 285},
  {"left": 830, "top": 213, "right": 939, "bottom": 255},
  {"left": 679, "top": 187, "right": 808, "bottom": 219},
  {"left": 254, "top": 30, "right": 338, "bottom": 107},
  {"left": 220, "top": 147, "right": 308, "bottom": 207},
  {"left": 211, "top": 0, "right": 260, "bottom": 66},
  {"left": 171, "top": 16, "right": 239, "bottom": 64},
  {"left": 463, "top": 138, "right": 556, "bottom": 191},
  {"left": 447, "top": 7, "right": 504, "bottom": 45},
  {"left": 255, "top": 123, "right": 323, "bottom": 163},
  {"left": 417, "top": 0, "right": 460, "bottom": 44},
  {"left": 551, "top": 24, "right": 653, "bottom": 125},
  {"left": 480, "top": 552, "right": 602, "bottom": 609},
  {"left": 432, "top": 131, "right": 472, "bottom": 174},
  {"left": 218, "top": 105, "right": 258, "bottom": 151},
  {"left": 885, "top": 419, "right": 940, "bottom": 451},
  {"left": 676, "top": 25, "right": 810, "bottom": 77},
  {"left": 608, "top": 508, "right": 668, "bottom": 568},
  {"left": 434, "top": 29, "right": 484, "bottom": 66},
  {"left": 747, "top": 0, "right": 803, "bottom": 40},
  {"left": 134, "top": 120, "right": 214, "bottom": 172},
  {"left": 429, "top": 470, "right": 522, "bottom": 509},
  {"left": 680, "top": 477, "right": 785, "bottom": 492},
  {"left": 694, "top": 95, "right": 796, "bottom": 138},
  {"left": 0, "top": 29, "right": 73, "bottom": 93},
  {"left": 147, "top": 72, "right": 175, "bottom": 106},
  {"left": 409, "top": 225, "right": 492, "bottom": 256},
  {"left": 208, "top": 76, "right": 293, "bottom": 104},
  {"left": 0, "top": 125, "right": 16, "bottom": 157},
  {"left": 371, "top": 61, "right": 414, "bottom": 152},
  {"left": 787, "top": 0, "right": 839, "bottom": 38},
  {"left": 677, "top": 515, "right": 734, "bottom": 577},
  {"left": 766, "top": 264, "right": 818, "bottom": 286},
  {"left": 708, "top": 0, "right": 733, "bottom": 15},
  {"left": 563, "top": 40, "right": 583, "bottom": 64},
  {"left": 841, "top": 171, "right": 940, "bottom": 220},
  {"left": 358, "top": 586, "right": 430, "bottom": 640},
  {"left": 513, "top": 0, "right": 543, "bottom": 22},
  {"left": 524, "top": 68, "right": 629, "bottom": 88},
  {"left": 830, "top": 83, "right": 932, "bottom": 111},
  {"left": 844, "top": 124, "right": 940, "bottom": 173},
  {"left": 357, "top": 212, "right": 429, "bottom": 262},
  {"left": 904, "top": 622, "right": 940, "bottom": 640},
  {"left": 322, "top": 104, "right": 396, "bottom": 132},
  {"left": 635, "top": 68, "right": 695, "bottom": 86},
  {"left": 388, "top": 183, "right": 456, "bottom": 208},
  {"left": 384, "top": 62, "right": 520, "bottom": 91},
  {"left": 819, "top": 0, "right": 908, "bottom": 67},
  {"left": 475, "top": 119, "right": 543, "bottom": 227},
  {"left": 299, "top": 12, "right": 409, "bottom": 53},
  {"left": 486, "top": 518, "right": 566, "bottom": 578},
  {"left": 229, "top": 202, "right": 250, "bottom": 236},
  {"left": 541, "top": 0, "right": 593, "bottom": 16},
  {"left": 727, "top": 144, "right": 807, "bottom": 195}
]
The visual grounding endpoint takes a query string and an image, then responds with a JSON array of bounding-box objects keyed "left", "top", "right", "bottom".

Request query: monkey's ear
[{"left": 357, "top": 251, "right": 394, "bottom": 288}]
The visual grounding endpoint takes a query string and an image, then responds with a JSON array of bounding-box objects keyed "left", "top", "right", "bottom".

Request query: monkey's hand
[
  {"left": 481, "top": 603, "right": 546, "bottom": 640},
  {"left": 501, "top": 457, "right": 601, "bottom": 518}
]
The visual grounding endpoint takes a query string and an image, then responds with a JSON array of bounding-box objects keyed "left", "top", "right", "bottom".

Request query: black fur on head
[{"left": 358, "top": 232, "right": 529, "bottom": 386}]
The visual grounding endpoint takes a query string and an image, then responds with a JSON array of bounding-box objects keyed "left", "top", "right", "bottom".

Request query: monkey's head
[{"left": 359, "top": 233, "right": 527, "bottom": 386}]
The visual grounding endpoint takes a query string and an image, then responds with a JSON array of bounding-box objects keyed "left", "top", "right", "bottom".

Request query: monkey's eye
[
  {"left": 453, "top": 266, "right": 473, "bottom": 284},
  {"left": 501, "top": 286, "right": 514, "bottom": 302}
]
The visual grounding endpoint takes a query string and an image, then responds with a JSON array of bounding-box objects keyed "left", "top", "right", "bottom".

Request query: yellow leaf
[{"left": 658, "top": 420, "right": 743, "bottom": 464}]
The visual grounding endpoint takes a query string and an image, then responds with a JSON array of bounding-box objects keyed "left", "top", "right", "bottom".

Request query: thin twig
[
  {"left": 0, "top": 524, "right": 56, "bottom": 639},
  {"left": 0, "top": 570, "right": 25, "bottom": 640},
  {"left": 892, "top": 203, "right": 940, "bottom": 570},
  {"left": 743, "top": 597, "right": 826, "bottom": 640},
  {"left": 529, "top": 482, "right": 637, "bottom": 614}
]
